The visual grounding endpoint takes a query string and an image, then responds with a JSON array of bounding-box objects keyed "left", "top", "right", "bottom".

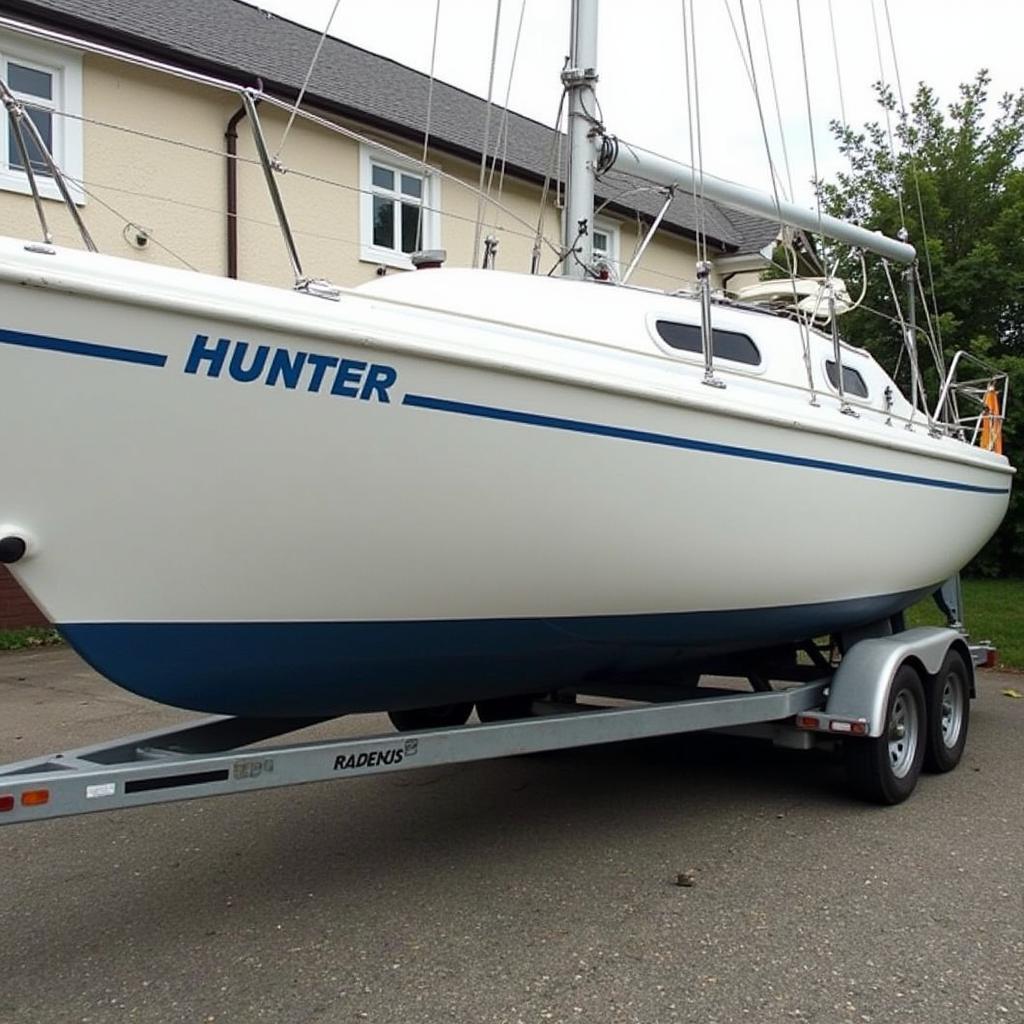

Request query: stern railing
[{"left": 933, "top": 350, "right": 1008, "bottom": 452}]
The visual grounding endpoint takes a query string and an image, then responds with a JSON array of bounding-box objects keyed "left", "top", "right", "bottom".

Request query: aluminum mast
[{"left": 562, "top": 0, "right": 600, "bottom": 278}]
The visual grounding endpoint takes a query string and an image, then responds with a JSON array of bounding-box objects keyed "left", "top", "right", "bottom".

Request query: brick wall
[{"left": 0, "top": 567, "right": 49, "bottom": 629}]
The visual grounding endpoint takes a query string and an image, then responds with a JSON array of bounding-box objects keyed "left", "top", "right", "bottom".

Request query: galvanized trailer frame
[{"left": 0, "top": 626, "right": 981, "bottom": 824}]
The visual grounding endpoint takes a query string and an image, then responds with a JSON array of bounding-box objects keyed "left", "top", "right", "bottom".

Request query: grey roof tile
[{"left": 4, "top": 0, "right": 778, "bottom": 253}]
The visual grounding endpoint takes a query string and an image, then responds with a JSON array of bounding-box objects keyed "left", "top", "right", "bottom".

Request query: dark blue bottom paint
[{"left": 57, "top": 589, "right": 934, "bottom": 717}]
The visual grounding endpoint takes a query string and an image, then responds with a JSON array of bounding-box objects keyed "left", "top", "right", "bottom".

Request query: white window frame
[
  {"left": 359, "top": 144, "right": 440, "bottom": 270},
  {"left": 591, "top": 217, "right": 621, "bottom": 272},
  {"left": 0, "top": 31, "right": 84, "bottom": 204}
]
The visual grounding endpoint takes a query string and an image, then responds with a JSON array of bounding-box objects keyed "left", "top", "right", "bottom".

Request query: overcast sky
[{"left": 241, "top": 0, "right": 1021, "bottom": 209}]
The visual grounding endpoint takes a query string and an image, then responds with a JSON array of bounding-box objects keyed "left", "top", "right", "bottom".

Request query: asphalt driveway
[{"left": 0, "top": 646, "right": 1021, "bottom": 1024}]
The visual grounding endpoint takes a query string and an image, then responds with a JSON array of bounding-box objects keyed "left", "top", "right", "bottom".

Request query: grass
[
  {"left": 0, "top": 626, "right": 64, "bottom": 651},
  {"left": 906, "top": 578, "right": 1024, "bottom": 670}
]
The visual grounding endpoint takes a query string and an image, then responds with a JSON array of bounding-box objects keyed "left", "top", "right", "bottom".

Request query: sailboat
[{"left": 0, "top": 2, "right": 1012, "bottom": 720}]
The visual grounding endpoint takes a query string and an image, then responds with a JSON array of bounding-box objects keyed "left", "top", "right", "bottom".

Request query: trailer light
[
  {"left": 796, "top": 715, "right": 820, "bottom": 730},
  {"left": 0, "top": 795, "right": 13, "bottom": 812},
  {"left": 985, "top": 649, "right": 999, "bottom": 669},
  {"left": 827, "top": 720, "right": 868, "bottom": 735},
  {"left": 20, "top": 789, "right": 49, "bottom": 807}
]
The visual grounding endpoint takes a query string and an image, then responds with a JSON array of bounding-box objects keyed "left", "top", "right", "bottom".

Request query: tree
[{"left": 819, "top": 71, "right": 1024, "bottom": 576}]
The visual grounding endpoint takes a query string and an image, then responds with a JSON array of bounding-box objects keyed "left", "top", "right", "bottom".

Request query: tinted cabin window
[
  {"left": 825, "top": 360, "right": 869, "bottom": 398},
  {"left": 655, "top": 320, "right": 761, "bottom": 366}
]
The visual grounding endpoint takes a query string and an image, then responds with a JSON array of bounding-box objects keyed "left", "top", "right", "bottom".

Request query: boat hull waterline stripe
[
  {"left": 402, "top": 393, "right": 1009, "bottom": 495},
  {"left": 0, "top": 326, "right": 167, "bottom": 367},
  {"left": 1, "top": 325, "right": 1005, "bottom": 494}
]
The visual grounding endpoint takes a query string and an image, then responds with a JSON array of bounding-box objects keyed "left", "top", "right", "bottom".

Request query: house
[{"left": 0, "top": 0, "right": 777, "bottom": 627}]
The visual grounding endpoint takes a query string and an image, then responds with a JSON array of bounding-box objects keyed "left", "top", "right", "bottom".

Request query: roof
[{"left": 2, "top": 0, "right": 779, "bottom": 255}]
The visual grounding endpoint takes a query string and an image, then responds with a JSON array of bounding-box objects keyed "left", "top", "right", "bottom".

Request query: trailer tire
[
  {"left": 388, "top": 703, "right": 474, "bottom": 732},
  {"left": 845, "top": 664, "right": 925, "bottom": 805},
  {"left": 476, "top": 695, "right": 539, "bottom": 723},
  {"left": 923, "top": 649, "right": 970, "bottom": 773}
]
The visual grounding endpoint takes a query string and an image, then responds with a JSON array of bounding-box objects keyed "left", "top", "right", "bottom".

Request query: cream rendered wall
[{"left": 0, "top": 47, "right": 720, "bottom": 293}]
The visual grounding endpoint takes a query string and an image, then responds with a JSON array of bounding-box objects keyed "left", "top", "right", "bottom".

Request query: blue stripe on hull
[
  {"left": 59, "top": 589, "right": 931, "bottom": 717},
  {"left": 0, "top": 326, "right": 167, "bottom": 366},
  {"left": 403, "top": 394, "right": 1010, "bottom": 495}
]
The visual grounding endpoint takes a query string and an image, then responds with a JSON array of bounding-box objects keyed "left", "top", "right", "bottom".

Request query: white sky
[{"left": 242, "top": 0, "right": 1022, "bottom": 208}]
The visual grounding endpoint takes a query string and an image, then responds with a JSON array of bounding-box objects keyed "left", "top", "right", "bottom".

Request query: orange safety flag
[{"left": 981, "top": 385, "right": 1003, "bottom": 454}]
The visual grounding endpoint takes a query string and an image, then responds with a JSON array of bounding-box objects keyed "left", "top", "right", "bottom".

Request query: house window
[
  {"left": 825, "top": 359, "right": 869, "bottom": 398},
  {"left": 592, "top": 218, "right": 620, "bottom": 272},
  {"left": 0, "top": 33, "right": 83, "bottom": 202},
  {"left": 359, "top": 145, "right": 440, "bottom": 269},
  {"left": 655, "top": 320, "right": 761, "bottom": 367}
]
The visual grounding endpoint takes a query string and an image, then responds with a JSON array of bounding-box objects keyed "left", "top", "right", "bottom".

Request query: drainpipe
[
  {"left": 225, "top": 87, "right": 261, "bottom": 279},
  {"left": 225, "top": 103, "right": 247, "bottom": 279}
]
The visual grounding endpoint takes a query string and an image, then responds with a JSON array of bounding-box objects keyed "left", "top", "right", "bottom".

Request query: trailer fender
[{"left": 825, "top": 627, "right": 973, "bottom": 738}]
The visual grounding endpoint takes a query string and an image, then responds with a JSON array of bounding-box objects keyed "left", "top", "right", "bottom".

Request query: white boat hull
[{"left": 0, "top": 241, "right": 1011, "bottom": 715}]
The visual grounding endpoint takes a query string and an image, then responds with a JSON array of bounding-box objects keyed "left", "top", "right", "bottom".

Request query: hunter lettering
[{"left": 185, "top": 334, "right": 398, "bottom": 402}]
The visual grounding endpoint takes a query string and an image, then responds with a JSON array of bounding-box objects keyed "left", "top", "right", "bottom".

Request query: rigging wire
[
  {"left": 826, "top": 0, "right": 848, "bottom": 129},
  {"left": 758, "top": 0, "right": 794, "bottom": 203},
  {"left": 46, "top": 102, "right": 564, "bottom": 259},
  {"left": 274, "top": 0, "right": 343, "bottom": 161},
  {"left": 472, "top": 0, "right": 504, "bottom": 267},
  {"left": 680, "top": 0, "right": 706, "bottom": 264},
  {"left": 868, "top": 0, "right": 907, "bottom": 231},
  {"left": 415, "top": 0, "right": 442, "bottom": 252},
  {"left": 256, "top": 91, "right": 563, "bottom": 256},
  {"left": 58, "top": 166, "right": 613, "bottom": 287},
  {"left": 737, "top": 1, "right": 787, "bottom": 226},
  {"left": 485, "top": 0, "right": 528, "bottom": 239},
  {"left": 882, "top": 0, "right": 945, "bottom": 366},
  {"left": 881, "top": 259, "right": 931, "bottom": 425},
  {"left": 531, "top": 80, "right": 568, "bottom": 273},
  {"left": 738, "top": 0, "right": 816, "bottom": 401},
  {"left": 722, "top": 0, "right": 790, "bottom": 202},
  {"left": 871, "top": 1, "right": 947, "bottom": 420},
  {"left": 794, "top": 0, "right": 824, "bottom": 241},
  {"left": 61, "top": 173, "right": 200, "bottom": 271}
]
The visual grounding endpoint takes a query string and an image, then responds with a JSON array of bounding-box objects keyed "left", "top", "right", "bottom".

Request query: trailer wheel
[
  {"left": 923, "top": 649, "right": 970, "bottom": 773},
  {"left": 845, "top": 664, "right": 925, "bottom": 805},
  {"left": 476, "top": 695, "right": 539, "bottom": 723},
  {"left": 388, "top": 703, "right": 474, "bottom": 732}
]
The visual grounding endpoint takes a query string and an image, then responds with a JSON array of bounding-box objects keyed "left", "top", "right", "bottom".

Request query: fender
[{"left": 825, "top": 627, "right": 973, "bottom": 737}]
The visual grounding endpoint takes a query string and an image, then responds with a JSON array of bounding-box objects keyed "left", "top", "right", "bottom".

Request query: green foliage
[
  {"left": 819, "top": 71, "right": 1024, "bottom": 575},
  {"left": 906, "top": 578, "right": 1024, "bottom": 670},
  {"left": 0, "top": 627, "right": 63, "bottom": 651}
]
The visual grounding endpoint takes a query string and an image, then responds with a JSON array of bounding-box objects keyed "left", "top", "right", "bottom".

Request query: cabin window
[
  {"left": 0, "top": 33, "right": 83, "bottom": 203},
  {"left": 825, "top": 360, "right": 869, "bottom": 398},
  {"left": 359, "top": 145, "right": 440, "bottom": 269},
  {"left": 655, "top": 320, "right": 761, "bottom": 366}
]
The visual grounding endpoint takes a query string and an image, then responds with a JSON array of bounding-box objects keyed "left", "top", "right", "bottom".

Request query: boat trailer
[{"left": 0, "top": 625, "right": 986, "bottom": 825}]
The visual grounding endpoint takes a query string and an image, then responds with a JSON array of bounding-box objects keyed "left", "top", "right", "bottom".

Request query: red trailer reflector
[
  {"left": 0, "top": 795, "right": 13, "bottom": 812},
  {"left": 20, "top": 789, "right": 49, "bottom": 807}
]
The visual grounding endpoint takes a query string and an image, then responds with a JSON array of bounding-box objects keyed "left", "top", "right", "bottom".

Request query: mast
[{"left": 562, "top": 0, "right": 599, "bottom": 278}]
